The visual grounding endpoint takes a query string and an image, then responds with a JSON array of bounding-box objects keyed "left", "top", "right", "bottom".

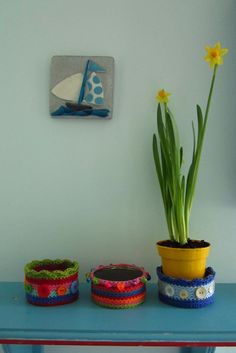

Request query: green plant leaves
[
  {"left": 153, "top": 104, "right": 187, "bottom": 243},
  {"left": 153, "top": 67, "right": 218, "bottom": 244},
  {"left": 153, "top": 103, "right": 208, "bottom": 244},
  {"left": 185, "top": 104, "right": 205, "bottom": 235}
]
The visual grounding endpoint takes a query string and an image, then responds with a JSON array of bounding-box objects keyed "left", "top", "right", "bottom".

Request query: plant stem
[
  {"left": 204, "top": 65, "right": 218, "bottom": 131},
  {"left": 184, "top": 65, "right": 218, "bottom": 240}
]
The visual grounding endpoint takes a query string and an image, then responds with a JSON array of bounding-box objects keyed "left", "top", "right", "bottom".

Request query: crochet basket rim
[
  {"left": 88, "top": 263, "right": 150, "bottom": 285},
  {"left": 25, "top": 259, "right": 79, "bottom": 280},
  {"left": 156, "top": 266, "right": 215, "bottom": 285}
]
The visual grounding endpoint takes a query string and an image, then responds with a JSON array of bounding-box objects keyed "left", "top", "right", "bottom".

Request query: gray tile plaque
[{"left": 50, "top": 56, "right": 114, "bottom": 119}]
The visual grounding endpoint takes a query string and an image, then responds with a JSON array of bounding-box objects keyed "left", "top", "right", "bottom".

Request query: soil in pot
[{"left": 159, "top": 239, "right": 210, "bottom": 249}]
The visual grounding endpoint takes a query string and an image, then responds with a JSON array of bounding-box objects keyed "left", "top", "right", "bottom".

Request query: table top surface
[{"left": 0, "top": 282, "right": 235, "bottom": 346}]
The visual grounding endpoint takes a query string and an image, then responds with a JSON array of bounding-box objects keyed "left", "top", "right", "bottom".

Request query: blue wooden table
[{"left": 0, "top": 283, "right": 235, "bottom": 353}]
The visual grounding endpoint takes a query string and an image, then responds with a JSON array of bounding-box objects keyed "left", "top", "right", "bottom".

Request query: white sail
[{"left": 51, "top": 73, "right": 83, "bottom": 102}]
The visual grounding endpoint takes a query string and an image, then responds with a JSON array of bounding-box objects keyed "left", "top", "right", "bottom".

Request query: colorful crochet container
[
  {"left": 87, "top": 264, "right": 151, "bottom": 309},
  {"left": 156, "top": 266, "right": 215, "bottom": 308},
  {"left": 24, "top": 259, "right": 79, "bottom": 306}
]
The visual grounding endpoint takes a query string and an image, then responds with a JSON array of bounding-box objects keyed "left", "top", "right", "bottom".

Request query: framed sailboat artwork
[{"left": 50, "top": 56, "right": 114, "bottom": 119}]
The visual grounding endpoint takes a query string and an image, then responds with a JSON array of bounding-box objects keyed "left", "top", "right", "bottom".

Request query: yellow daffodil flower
[
  {"left": 156, "top": 89, "right": 171, "bottom": 103},
  {"left": 204, "top": 42, "right": 228, "bottom": 68}
]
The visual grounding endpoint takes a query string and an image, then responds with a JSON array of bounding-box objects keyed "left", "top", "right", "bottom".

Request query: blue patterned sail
[{"left": 84, "top": 72, "right": 104, "bottom": 105}]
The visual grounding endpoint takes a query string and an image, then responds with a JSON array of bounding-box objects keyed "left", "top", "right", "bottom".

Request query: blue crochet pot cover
[{"left": 156, "top": 266, "right": 215, "bottom": 308}]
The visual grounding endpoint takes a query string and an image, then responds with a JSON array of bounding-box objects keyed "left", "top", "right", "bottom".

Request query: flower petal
[{"left": 204, "top": 42, "right": 228, "bottom": 68}]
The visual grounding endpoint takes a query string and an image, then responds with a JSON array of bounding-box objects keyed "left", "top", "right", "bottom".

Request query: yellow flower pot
[{"left": 156, "top": 240, "right": 211, "bottom": 280}]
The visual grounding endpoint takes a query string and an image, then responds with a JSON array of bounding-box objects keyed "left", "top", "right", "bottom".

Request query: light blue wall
[
  {"left": 0, "top": 0, "right": 236, "bottom": 281},
  {"left": 1, "top": 1, "right": 236, "bottom": 353}
]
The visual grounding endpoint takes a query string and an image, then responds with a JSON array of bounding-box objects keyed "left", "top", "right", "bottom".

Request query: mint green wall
[{"left": 0, "top": 0, "right": 236, "bottom": 287}]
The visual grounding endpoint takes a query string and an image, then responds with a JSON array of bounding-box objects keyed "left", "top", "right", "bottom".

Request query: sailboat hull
[{"left": 65, "top": 103, "right": 92, "bottom": 112}]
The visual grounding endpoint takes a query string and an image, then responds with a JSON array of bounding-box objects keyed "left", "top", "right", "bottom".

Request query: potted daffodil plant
[{"left": 153, "top": 43, "right": 228, "bottom": 280}]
